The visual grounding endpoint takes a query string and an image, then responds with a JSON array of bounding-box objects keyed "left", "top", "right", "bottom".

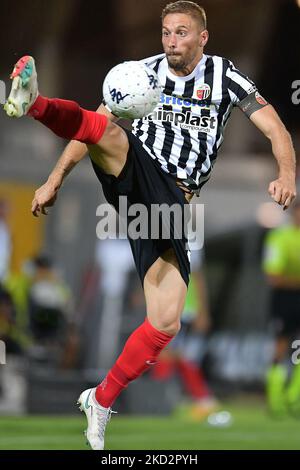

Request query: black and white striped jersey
[{"left": 132, "top": 53, "right": 263, "bottom": 193}]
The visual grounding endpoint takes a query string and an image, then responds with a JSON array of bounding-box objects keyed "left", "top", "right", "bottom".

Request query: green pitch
[{"left": 0, "top": 403, "right": 300, "bottom": 450}]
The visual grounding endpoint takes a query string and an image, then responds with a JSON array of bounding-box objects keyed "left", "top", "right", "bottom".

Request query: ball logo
[
  {"left": 147, "top": 73, "right": 159, "bottom": 90},
  {"left": 197, "top": 84, "right": 211, "bottom": 100},
  {"left": 109, "top": 87, "right": 129, "bottom": 105}
]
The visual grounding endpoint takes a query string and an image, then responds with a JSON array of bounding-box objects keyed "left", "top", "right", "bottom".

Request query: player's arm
[
  {"left": 249, "top": 105, "right": 296, "bottom": 210},
  {"left": 31, "top": 103, "right": 118, "bottom": 217},
  {"left": 227, "top": 61, "right": 296, "bottom": 210}
]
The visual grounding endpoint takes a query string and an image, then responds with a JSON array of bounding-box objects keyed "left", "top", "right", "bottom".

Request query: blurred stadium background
[{"left": 0, "top": 0, "right": 299, "bottom": 450}]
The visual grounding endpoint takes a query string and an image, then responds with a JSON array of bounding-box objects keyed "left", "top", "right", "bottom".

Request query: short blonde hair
[{"left": 162, "top": 1, "right": 207, "bottom": 30}]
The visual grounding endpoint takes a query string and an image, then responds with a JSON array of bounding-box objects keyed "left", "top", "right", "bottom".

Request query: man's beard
[{"left": 166, "top": 54, "right": 188, "bottom": 71}]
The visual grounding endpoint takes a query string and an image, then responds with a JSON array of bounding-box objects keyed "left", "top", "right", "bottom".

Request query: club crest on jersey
[{"left": 196, "top": 84, "right": 211, "bottom": 100}]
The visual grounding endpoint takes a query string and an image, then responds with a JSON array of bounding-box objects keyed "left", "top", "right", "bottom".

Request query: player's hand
[
  {"left": 31, "top": 181, "right": 58, "bottom": 217},
  {"left": 268, "top": 176, "right": 296, "bottom": 210}
]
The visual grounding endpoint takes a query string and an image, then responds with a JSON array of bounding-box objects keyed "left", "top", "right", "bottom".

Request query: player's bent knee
[
  {"left": 148, "top": 317, "right": 181, "bottom": 337},
  {"left": 160, "top": 320, "right": 181, "bottom": 337},
  {"left": 146, "top": 293, "right": 184, "bottom": 336}
]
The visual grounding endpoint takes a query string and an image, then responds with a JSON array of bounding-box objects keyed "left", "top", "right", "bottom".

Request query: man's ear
[{"left": 200, "top": 30, "right": 209, "bottom": 48}]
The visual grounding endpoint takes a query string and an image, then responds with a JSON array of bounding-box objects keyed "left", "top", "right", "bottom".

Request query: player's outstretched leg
[
  {"left": 4, "top": 55, "right": 108, "bottom": 145},
  {"left": 4, "top": 56, "right": 38, "bottom": 117},
  {"left": 4, "top": 55, "right": 129, "bottom": 178}
]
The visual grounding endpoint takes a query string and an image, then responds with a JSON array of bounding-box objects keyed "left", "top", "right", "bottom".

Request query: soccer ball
[{"left": 102, "top": 61, "right": 161, "bottom": 119}]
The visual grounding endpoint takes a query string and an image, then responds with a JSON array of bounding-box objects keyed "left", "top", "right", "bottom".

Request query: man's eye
[
  {"left": 163, "top": 31, "right": 169, "bottom": 37},
  {"left": 178, "top": 31, "right": 187, "bottom": 37}
]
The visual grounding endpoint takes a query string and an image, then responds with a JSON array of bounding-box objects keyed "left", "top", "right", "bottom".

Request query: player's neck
[{"left": 169, "top": 52, "right": 204, "bottom": 77}]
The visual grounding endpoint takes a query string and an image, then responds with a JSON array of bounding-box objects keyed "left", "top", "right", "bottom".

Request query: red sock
[
  {"left": 177, "top": 358, "right": 211, "bottom": 400},
  {"left": 151, "top": 356, "right": 176, "bottom": 380},
  {"left": 28, "top": 95, "right": 108, "bottom": 144},
  {"left": 95, "top": 318, "right": 174, "bottom": 408}
]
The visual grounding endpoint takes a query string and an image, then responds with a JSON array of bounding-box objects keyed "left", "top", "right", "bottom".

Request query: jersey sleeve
[
  {"left": 262, "top": 230, "right": 286, "bottom": 276},
  {"left": 226, "top": 61, "right": 268, "bottom": 116},
  {"left": 138, "top": 53, "right": 166, "bottom": 69}
]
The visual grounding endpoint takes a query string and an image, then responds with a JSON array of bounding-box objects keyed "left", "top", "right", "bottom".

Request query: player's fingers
[
  {"left": 268, "top": 181, "right": 276, "bottom": 196},
  {"left": 31, "top": 199, "right": 39, "bottom": 215},
  {"left": 272, "top": 185, "right": 283, "bottom": 204},
  {"left": 32, "top": 205, "right": 41, "bottom": 217},
  {"left": 281, "top": 191, "right": 289, "bottom": 207},
  {"left": 41, "top": 205, "right": 49, "bottom": 216},
  {"left": 281, "top": 186, "right": 295, "bottom": 205},
  {"left": 283, "top": 192, "right": 296, "bottom": 210}
]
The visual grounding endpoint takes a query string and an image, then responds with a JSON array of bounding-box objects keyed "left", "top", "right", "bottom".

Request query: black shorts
[
  {"left": 270, "top": 289, "right": 300, "bottom": 337},
  {"left": 90, "top": 129, "right": 191, "bottom": 287}
]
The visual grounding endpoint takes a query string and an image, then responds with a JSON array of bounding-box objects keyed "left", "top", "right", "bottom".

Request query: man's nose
[{"left": 168, "top": 32, "right": 177, "bottom": 48}]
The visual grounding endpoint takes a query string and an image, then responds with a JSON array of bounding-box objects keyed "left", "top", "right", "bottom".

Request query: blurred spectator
[
  {"left": 4, "top": 271, "right": 31, "bottom": 343},
  {"left": 0, "top": 199, "right": 11, "bottom": 281},
  {"left": 0, "top": 284, "right": 27, "bottom": 355},
  {"left": 26, "top": 255, "right": 73, "bottom": 361},
  {"left": 151, "top": 249, "right": 219, "bottom": 421},
  {"left": 5, "top": 254, "right": 77, "bottom": 367},
  {"left": 263, "top": 202, "right": 300, "bottom": 416}
]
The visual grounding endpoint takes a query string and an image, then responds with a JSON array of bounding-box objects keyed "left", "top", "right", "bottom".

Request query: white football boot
[
  {"left": 4, "top": 55, "right": 38, "bottom": 118},
  {"left": 77, "top": 387, "right": 115, "bottom": 450}
]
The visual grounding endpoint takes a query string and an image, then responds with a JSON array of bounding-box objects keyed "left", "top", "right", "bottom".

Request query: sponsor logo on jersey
[
  {"left": 159, "top": 93, "right": 212, "bottom": 110},
  {"left": 145, "top": 108, "right": 217, "bottom": 133},
  {"left": 196, "top": 84, "right": 211, "bottom": 100}
]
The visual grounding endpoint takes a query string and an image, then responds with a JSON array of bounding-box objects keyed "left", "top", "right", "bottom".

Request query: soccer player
[
  {"left": 263, "top": 202, "right": 300, "bottom": 416},
  {"left": 4, "top": 1, "right": 296, "bottom": 450}
]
